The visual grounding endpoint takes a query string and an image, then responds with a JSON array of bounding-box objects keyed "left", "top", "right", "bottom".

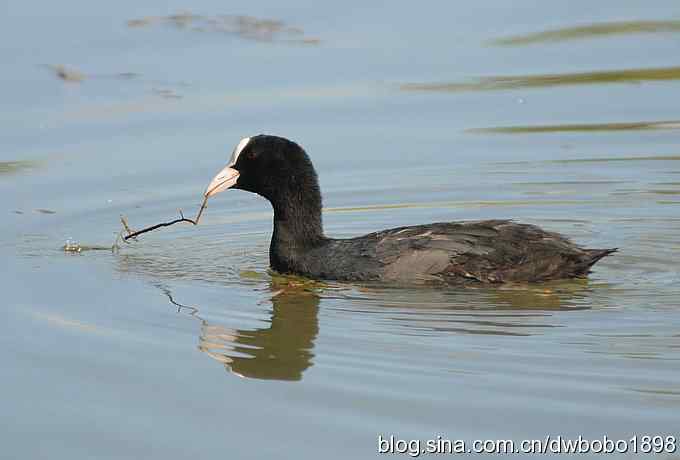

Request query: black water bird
[{"left": 205, "top": 135, "right": 615, "bottom": 284}]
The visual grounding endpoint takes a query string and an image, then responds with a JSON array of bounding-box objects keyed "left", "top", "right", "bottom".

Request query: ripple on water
[{"left": 114, "top": 229, "right": 270, "bottom": 286}]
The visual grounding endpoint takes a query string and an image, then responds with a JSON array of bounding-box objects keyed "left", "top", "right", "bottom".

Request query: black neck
[{"left": 268, "top": 183, "right": 325, "bottom": 271}]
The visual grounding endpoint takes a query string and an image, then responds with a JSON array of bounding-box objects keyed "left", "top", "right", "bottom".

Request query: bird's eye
[{"left": 245, "top": 149, "right": 257, "bottom": 160}]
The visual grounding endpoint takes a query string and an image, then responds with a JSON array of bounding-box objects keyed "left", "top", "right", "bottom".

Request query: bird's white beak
[
  {"left": 204, "top": 166, "right": 240, "bottom": 197},
  {"left": 205, "top": 136, "right": 252, "bottom": 197}
]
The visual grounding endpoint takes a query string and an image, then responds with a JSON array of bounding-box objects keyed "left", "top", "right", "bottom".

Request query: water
[{"left": 2, "top": 1, "right": 679, "bottom": 458}]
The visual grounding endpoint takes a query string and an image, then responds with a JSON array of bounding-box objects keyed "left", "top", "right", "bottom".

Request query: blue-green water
[{"left": 1, "top": 1, "right": 679, "bottom": 458}]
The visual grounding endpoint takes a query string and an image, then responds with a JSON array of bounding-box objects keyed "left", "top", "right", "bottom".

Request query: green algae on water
[
  {"left": 490, "top": 20, "right": 680, "bottom": 46},
  {"left": 62, "top": 239, "right": 118, "bottom": 253},
  {"left": 469, "top": 120, "right": 680, "bottom": 134},
  {"left": 401, "top": 66, "right": 680, "bottom": 92},
  {"left": 126, "top": 11, "right": 321, "bottom": 45},
  {"left": 0, "top": 160, "right": 38, "bottom": 176}
]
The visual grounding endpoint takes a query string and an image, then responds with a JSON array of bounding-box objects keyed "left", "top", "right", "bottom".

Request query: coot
[{"left": 205, "top": 135, "right": 615, "bottom": 284}]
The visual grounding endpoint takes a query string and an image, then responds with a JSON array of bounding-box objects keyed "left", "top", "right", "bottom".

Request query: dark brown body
[{"left": 272, "top": 219, "right": 615, "bottom": 284}]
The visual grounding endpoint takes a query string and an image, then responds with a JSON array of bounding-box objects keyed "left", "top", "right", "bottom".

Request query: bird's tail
[{"left": 583, "top": 248, "right": 618, "bottom": 271}]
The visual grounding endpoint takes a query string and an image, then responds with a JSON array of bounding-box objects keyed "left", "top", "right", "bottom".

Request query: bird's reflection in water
[
  {"left": 341, "top": 279, "right": 604, "bottom": 337},
  {"left": 159, "top": 284, "right": 319, "bottom": 381},
  {"left": 200, "top": 290, "right": 319, "bottom": 381}
]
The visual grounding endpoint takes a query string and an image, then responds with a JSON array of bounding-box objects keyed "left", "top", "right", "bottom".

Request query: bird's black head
[{"left": 205, "top": 135, "right": 322, "bottom": 221}]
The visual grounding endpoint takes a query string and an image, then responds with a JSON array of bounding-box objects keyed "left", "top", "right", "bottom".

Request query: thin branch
[
  {"left": 195, "top": 196, "right": 208, "bottom": 224},
  {"left": 121, "top": 196, "right": 208, "bottom": 241},
  {"left": 122, "top": 214, "right": 196, "bottom": 240},
  {"left": 120, "top": 215, "right": 134, "bottom": 235}
]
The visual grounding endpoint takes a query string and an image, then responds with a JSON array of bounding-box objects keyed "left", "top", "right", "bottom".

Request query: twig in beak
[
  {"left": 194, "top": 195, "right": 208, "bottom": 224},
  {"left": 121, "top": 196, "right": 209, "bottom": 241}
]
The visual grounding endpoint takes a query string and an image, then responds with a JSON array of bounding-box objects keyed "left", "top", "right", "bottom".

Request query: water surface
[{"left": 1, "top": 1, "right": 679, "bottom": 458}]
